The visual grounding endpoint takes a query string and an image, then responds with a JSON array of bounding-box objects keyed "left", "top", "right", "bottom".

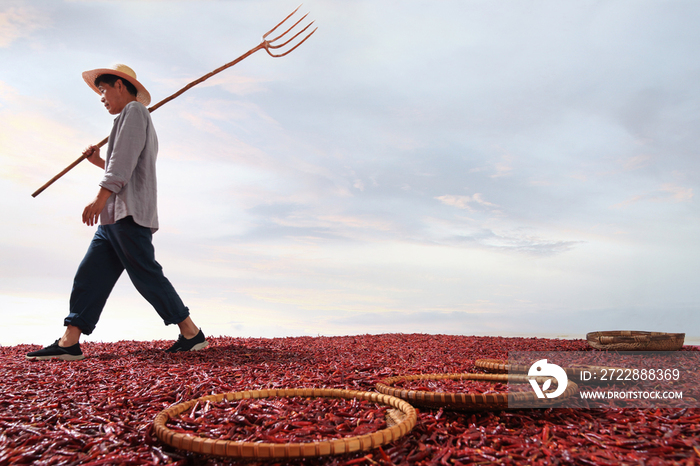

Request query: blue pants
[{"left": 64, "top": 216, "right": 189, "bottom": 335}]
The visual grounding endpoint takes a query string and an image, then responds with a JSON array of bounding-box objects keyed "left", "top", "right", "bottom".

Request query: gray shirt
[{"left": 99, "top": 101, "right": 159, "bottom": 232}]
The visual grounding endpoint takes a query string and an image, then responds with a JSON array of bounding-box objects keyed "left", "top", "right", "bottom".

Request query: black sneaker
[
  {"left": 26, "top": 340, "right": 85, "bottom": 361},
  {"left": 166, "top": 329, "right": 209, "bottom": 353}
]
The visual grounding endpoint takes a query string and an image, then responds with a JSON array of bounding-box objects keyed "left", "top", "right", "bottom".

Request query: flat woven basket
[
  {"left": 153, "top": 388, "right": 416, "bottom": 459},
  {"left": 474, "top": 359, "right": 530, "bottom": 375},
  {"left": 376, "top": 373, "right": 578, "bottom": 410},
  {"left": 475, "top": 358, "right": 626, "bottom": 383},
  {"left": 586, "top": 331, "right": 685, "bottom": 351}
]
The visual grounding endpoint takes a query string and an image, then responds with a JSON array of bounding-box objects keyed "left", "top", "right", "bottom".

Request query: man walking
[{"left": 27, "top": 64, "right": 208, "bottom": 360}]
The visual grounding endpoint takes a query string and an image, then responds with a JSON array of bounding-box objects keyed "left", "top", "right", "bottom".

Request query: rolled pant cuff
[
  {"left": 166, "top": 308, "right": 191, "bottom": 326},
  {"left": 64, "top": 313, "right": 95, "bottom": 335}
]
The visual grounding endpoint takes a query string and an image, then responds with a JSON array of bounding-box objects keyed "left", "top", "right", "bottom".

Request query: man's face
[{"left": 97, "top": 81, "right": 128, "bottom": 115}]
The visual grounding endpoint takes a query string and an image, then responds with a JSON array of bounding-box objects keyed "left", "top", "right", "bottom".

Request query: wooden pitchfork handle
[{"left": 31, "top": 6, "right": 316, "bottom": 198}]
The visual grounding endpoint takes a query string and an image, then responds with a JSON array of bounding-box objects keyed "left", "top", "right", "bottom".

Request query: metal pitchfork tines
[{"left": 32, "top": 5, "right": 317, "bottom": 198}]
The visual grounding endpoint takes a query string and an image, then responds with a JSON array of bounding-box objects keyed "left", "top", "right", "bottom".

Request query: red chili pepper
[
  {"left": 5, "top": 334, "right": 700, "bottom": 464},
  {"left": 344, "top": 454, "right": 374, "bottom": 465}
]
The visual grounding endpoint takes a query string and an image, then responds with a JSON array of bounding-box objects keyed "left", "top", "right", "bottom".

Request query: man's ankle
[
  {"left": 182, "top": 328, "right": 200, "bottom": 340},
  {"left": 58, "top": 339, "right": 79, "bottom": 347},
  {"left": 59, "top": 326, "right": 82, "bottom": 347},
  {"left": 177, "top": 316, "right": 200, "bottom": 340}
]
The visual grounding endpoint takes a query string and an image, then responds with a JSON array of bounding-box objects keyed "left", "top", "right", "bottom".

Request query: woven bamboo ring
[
  {"left": 153, "top": 388, "right": 416, "bottom": 459},
  {"left": 586, "top": 331, "right": 685, "bottom": 351},
  {"left": 475, "top": 358, "right": 529, "bottom": 374},
  {"left": 475, "top": 358, "right": 630, "bottom": 384},
  {"left": 475, "top": 358, "right": 602, "bottom": 378},
  {"left": 376, "top": 373, "right": 578, "bottom": 410}
]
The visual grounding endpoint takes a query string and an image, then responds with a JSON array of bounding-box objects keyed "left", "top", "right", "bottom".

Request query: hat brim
[{"left": 82, "top": 68, "right": 152, "bottom": 106}]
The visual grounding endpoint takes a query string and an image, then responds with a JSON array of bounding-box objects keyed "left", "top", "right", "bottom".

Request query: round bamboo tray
[
  {"left": 475, "top": 358, "right": 530, "bottom": 374},
  {"left": 153, "top": 388, "right": 416, "bottom": 459},
  {"left": 475, "top": 358, "right": 627, "bottom": 383},
  {"left": 376, "top": 373, "right": 578, "bottom": 410},
  {"left": 587, "top": 331, "right": 685, "bottom": 351}
]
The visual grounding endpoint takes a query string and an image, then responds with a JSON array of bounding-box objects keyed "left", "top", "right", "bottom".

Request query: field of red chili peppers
[{"left": 2, "top": 333, "right": 699, "bottom": 465}]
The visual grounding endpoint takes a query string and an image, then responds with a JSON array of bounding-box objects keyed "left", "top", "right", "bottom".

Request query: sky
[{"left": 1, "top": 0, "right": 699, "bottom": 347}]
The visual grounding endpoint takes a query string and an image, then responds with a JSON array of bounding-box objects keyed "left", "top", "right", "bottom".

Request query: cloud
[
  {"left": 154, "top": 73, "right": 272, "bottom": 99},
  {"left": 0, "top": 81, "right": 18, "bottom": 107},
  {"left": 0, "top": 83, "right": 93, "bottom": 187},
  {"left": 2, "top": 1, "right": 700, "bottom": 345},
  {"left": 622, "top": 154, "right": 653, "bottom": 171},
  {"left": 612, "top": 183, "right": 694, "bottom": 208},
  {"left": 441, "top": 227, "right": 581, "bottom": 256},
  {"left": 435, "top": 193, "right": 500, "bottom": 212},
  {"left": 476, "top": 231, "right": 581, "bottom": 255},
  {"left": 0, "top": 6, "right": 48, "bottom": 47},
  {"left": 661, "top": 183, "right": 694, "bottom": 203}
]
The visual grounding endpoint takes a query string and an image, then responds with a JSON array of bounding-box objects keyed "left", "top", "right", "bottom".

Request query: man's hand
[
  {"left": 83, "top": 187, "right": 112, "bottom": 226},
  {"left": 83, "top": 145, "right": 105, "bottom": 169}
]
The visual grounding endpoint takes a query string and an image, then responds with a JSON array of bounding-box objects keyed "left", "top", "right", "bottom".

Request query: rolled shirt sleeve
[{"left": 99, "top": 101, "right": 159, "bottom": 232}]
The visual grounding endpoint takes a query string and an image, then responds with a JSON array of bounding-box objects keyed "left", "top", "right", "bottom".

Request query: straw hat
[{"left": 82, "top": 64, "right": 151, "bottom": 106}]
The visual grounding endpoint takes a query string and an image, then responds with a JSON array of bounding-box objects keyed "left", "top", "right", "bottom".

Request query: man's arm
[
  {"left": 81, "top": 145, "right": 109, "bottom": 226},
  {"left": 83, "top": 145, "right": 105, "bottom": 169},
  {"left": 99, "top": 103, "right": 148, "bottom": 194},
  {"left": 83, "top": 186, "right": 112, "bottom": 226},
  {"left": 84, "top": 103, "right": 148, "bottom": 227}
]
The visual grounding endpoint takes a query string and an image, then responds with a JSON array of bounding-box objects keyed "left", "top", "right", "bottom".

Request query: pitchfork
[{"left": 32, "top": 6, "right": 316, "bottom": 198}]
